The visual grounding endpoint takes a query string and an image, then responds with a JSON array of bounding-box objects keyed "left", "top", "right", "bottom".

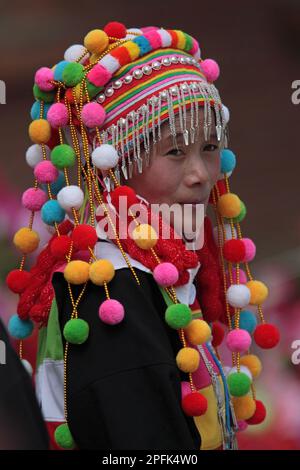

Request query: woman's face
[{"left": 128, "top": 107, "right": 221, "bottom": 241}]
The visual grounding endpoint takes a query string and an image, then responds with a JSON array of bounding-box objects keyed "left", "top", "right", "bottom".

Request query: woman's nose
[{"left": 184, "top": 154, "right": 210, "bottom": 187}]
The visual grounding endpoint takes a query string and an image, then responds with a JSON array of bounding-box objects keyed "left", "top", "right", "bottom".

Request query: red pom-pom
[
  {"left": 254, "top": 323, "right": 280, "bottom": 349},
  {"left": 182, "top": 392, "right": 208, "bottom": 417},
  {"left": 58, "top": 219, "right": 74, "bottom": 235},
  {"left": 110, "top": 186, "right": 138, "bottom": 211},
  {"left": 50, "top": 236, "right": 72, "bottom": 259},
  {"left": 211, "top": 321, "right": 225, "bottom": 347},
  {"left": 223, "top": 239, "right": 246, "bottom": 263},
  {"left": 104, "top": 21, "right": 127, "bottom": 39},
  {"left": 246, "top": 400, "right": 266, "bottom": 425},
  {"left": 110, "top": 46, "right": 131, "bottom": 66},
  {"left": 71, "top": 224, "right": 98, "bottom": 251},
  {"left": 6, "top": 270, "right": 31, "bottom": 294}
]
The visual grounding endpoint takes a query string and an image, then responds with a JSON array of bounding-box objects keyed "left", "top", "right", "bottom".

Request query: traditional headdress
[{"left": 6, "top": 22, "right": 280, "bottom": 449}]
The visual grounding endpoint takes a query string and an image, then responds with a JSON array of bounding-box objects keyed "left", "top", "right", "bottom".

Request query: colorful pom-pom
[
  {"left": 153, "top": 262, "right": 179, "bottom": 287},
  {"left": 181, "top": 381, "right": 192, "bottom": 399},
  {"left": 54, "top": 423, "right": 75, "bottom": 450},
  {"left": 226, "top": 201, "right": 246, "bottom": 223},
  {"left": 91, "top": 144, "right": 119, "bottom": 169},
  {"left": 241, "top": 238, "right": 256, "bottom": 262},
  {"left": 84, "top": 29, "right": 109, "bottom": 55},
  {"left": 226, "top": 329, "right": 252, "bottom": 353},
  {"left": 232, "top": 395, "right": 256, "bottom": 421},
  {"left": 34, "top": 67, "right": 55, "bottom": 92},
  {"left": 253, "top": 323, "right": 280, "bottom": 349},
  {"left": 176, "top": 347, "right": 200, "bottom": 373},
  {"left": 226, "top": 284, "right": 251, "bottom": 308},
  {"left": 51, "top": 144, "right": 76, "bottom": 169},
  {"left": 227, "top": 372, "right": 251, "bottom": 397},
  {"left": 226, "top": 268, "right": 247, "bottom": 286},
  {"left": 47, "top": 103, "right": 69, "bottom": 129},
  {"left": 246, "top": 280, "right": 269, "bottom": 305},
  {"left": 211, "top": 322, "right": 225, "bottom": 347},
  {"left": 110, "top": 186, "right": 138, "bottom": 210},
  {"left": 63, "top": 318, "right": 89, "bottom": 344},
  {"left": 6, "top": 270, "right": 31, "bottom": 294},
  {"left": 99, "top": 299, "right": 125, "bottom": 325},
  {"left": 33, "top": 84, "right": 56, "bottom": 103},
  {"left": 237, "top": 420, "right": 248, "bottom": 432},
  {"left": 165, "top": 303, "right": 192, "bottom": 329},
  {"left": 54, "top": 61, "right": 69, "bottom": 81},
  {"left": 64, "top": 260, "right": 90, "bottom": 285},
  {"left": 246, "top": 400, "right": 266, "bottom": 425},
  {"left": 81, "top": 102, "right": 106, "bottom": 128},
  {"left": 8, "top": 314, "right": 34, "bottom": 339},
  {"left": 182, "top": 391, "right": 208, "bottom": 417},
  {"left": 89, "top": 259, "right": 115, "bottom": 286},
  {"left": 240, "top": 354, "right": 262, "bottom": 378},
  {"left": 200, "top": 59, "right": 220, "bottom": 82},
  {"left": 87, "top": 64, "right": 112, "bottom": 87},
  {"left": 72, "top": 224, "right": 98, "bottom": 251},
  {"left": 220, "top": 149, "right": 236, "bottom": 174},
  {"left": 57, "top": 185, "right": 84, "bottom": 211},
  {"left": 104, "top": 21, "right": 127, "bottom": 39},
  {"left": 29, "top": 119, "right": 51, "bottom": 144},
  {"left": 217, "top": 193, "right": 242, "bottom": 219},
  {"left": 227, "top": 365, "right": 252, "bottom": 382},
  {"left": 41, "top": 200, "right": 65, "bottom": 225},
  {"left": 236, "top": 310, "right": 258, "bottom": 334},
  {"left": 30, "top": 101, "right": 51, "bottom": 120},
  {"left": 62, "top": 62, "right": 84, "bottom": 87},
  {"left": 132, "top": 224, "right": 158, "bottom": 250},
  {"left": 34, "top": 160, "right": 59, "bottom": 184},
  {"left": 223, "top": 239, "right": 246, "bottom": 263},
  {"left": 46, "top": 171, "right": 66, "bottom": 196},
  {"left": 64, "top": 44, "right": 88, "bottom": 63},
  {"left": 50, "top": 235, "right": 72, "bottom": 259},
  {"left": 184, "top": 319, "right": 211, "bottom": 345},
  {"left": 22, "top": 187, "right": 48, "bottom": 211},
  {"left": 13, "top": 227, "right": 40, "bottom": 254},
  {"left": 26, "top": 144, "right": 50, "bottom": 168}
]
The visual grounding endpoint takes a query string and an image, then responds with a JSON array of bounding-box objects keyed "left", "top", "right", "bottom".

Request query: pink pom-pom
[
  {"left": 34, "top": 161, "right": 59, "bottom": 184},
  {"left": 200, "top": 59, "right": 220, "bottom": 82},
  {"left": 87, "top": 64, "right": 112, "bottom": 87},
  {"left": 226, "top": 329, "right": 252, "bottom": 353},
  {"left": 237, "top": 420, "right": 248, "bottom": 432},
  {"left": 47, "top": 103, "right": 69, "bottom": 128},
  {"left": 181, "top": 381, "right": 192, "bottom": 399},
  {"left": 241, "top": 238, "right": 256, "bottom": 263},
  {"left": 226, "top": 268, "right": 247, "bottom": 286},
  {"left": 22, "top": 188, "right": 48, "bottom": 212},
  {"left": 153, "top": 262, "right": 179, "bottom": 287},
  {"left": 81, "top": 102, "right": 106, "bottom": 128},
  {"left": 34, "top": 67, "right": 55, "bottom": 91},
  {"left": 99, "top": 299, "right": 125, "bottom": 325}
]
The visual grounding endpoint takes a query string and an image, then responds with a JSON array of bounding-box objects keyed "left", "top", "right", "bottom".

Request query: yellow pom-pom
[
  {"left": 176, "top": 347, "right": 200, "bottom": 373},
  {"left": 28, "top": 119, "right": 51, "bottom": 144},
  {"left": 246, "top": 280, "right": 269, "bottom": 305},
  {"left": 132, "top": 224, "right": 158, "bottom": 250},
  {"left": 89, "top": 259, "right": 115, "bottom": 286},
  {"left": 64, "top": 260, "right": 90, "bottom": 285},
  {"left": 84, "top": 29, "right": 109, "bottom": 55},
  {"left": 232, "top": 395, "right": 256, "bottom": 420},
  {"left": 184, "top": 319, "right": 211, "bottom": 345},
  {"left": 217, "top": 193, "right": 242, "bottom": 218},
  {"left": 240, "top": 354, "right": 262, "bottom": 378},
  {"left": 13, "top": 227, "right": 40, "bottom": 254},
  {"left": 125, "top": 41, "right": 140, "bottom": 61}
]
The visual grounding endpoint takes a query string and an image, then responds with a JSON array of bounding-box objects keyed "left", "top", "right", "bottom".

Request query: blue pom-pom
[
  {"left": 30, "top": 101, "right": 51, "bottom": 120},
  {"left": 43, "top": 172, "right": 66, "bottom": 196},
  {"left": 220, "top": 149, "right": 236, "bottom": 174},
  {"left": 132, "top": 36, "right": 152, "bottom": 55},
  {"left": 54, "top": 61, "right": 69, "bottom": 81},
  {"left": 41, "top": 200, "right": 65, "bottom": 225},
  {"left": 232, "top": 310, "right": 258, "bottom": 334},
  {"left": 8, "top": 314, "right": 34, "bottom": 339}
]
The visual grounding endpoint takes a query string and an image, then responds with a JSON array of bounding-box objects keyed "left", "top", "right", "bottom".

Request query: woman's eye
[
  {"left": 203, "top": 144, "right": 219, "bottom": 152},
  {"left": 167, "top": 148, "right": 184, "bottom": 156}
]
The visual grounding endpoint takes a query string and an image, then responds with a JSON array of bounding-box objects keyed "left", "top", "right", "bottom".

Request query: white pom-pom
[
  {"left": 99, "top": 55, "right": 120, "bottom": 74},
  {"left": 213, "top": 223, "right": 237, "bottom": 246},
  {"left": 57, "top": 185, "right": 84, "bottom": 211},
  {"left": 21, "top": 359, "right": 33, "bottom": 376},
  {"left": 226, "top": 284, "right": 251, "bottom": 308},
  {"left": 64, "top": 44, "right": 89, "bottom": 63},
  {"left": 26, "top": 144, "right": 50, "bottom": 168},
  {"left": 92, "top": 144, "right": 119, "bottom": 170},
  {"left": 228, "top": 365, "right": 252, "bottom": 382},
  {"left": 157, "top": 29, "right": 172, "bottom": 47},
  {"left": 125, "top": 28, "right": 142, "bottom": 39},
  {"left": 222, "top": 104, "right": 230, "bottom": 125}
]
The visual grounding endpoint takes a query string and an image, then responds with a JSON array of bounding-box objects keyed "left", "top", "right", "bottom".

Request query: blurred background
[{"left": 0, "top": 0, "right": 300, "bottom": 450}]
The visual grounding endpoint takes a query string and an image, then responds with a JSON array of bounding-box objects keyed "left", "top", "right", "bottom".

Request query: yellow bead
[
  {"left": 184, "top": 319, "right": 211, "bottom": 345},
  {"left": 217, "top": 193, "right": 242, "bottom": 218},
  {"left": 240, "top": 354, "right": 262, "bottom": 379},
  {"left": 74, "top": 83, "right": 87, "bottom": 102},
  {"left": 232, "top": 395, "right": 256, "bottom": 420},
  {"left": 84, "top": 29, "right": 109, "bottom": 55},
  {"left": 28, "top": 119, "right": 51, "bottom": 144},
  {"left": 89, "top": 259, "right": 115, "bottom": 286},
  {"left": 13, "top": 227, "right": 40, "bottom": 254},
  {"left": 132, "top": 224, "right": 158, "bottom": 250},
  {"left": 246, "top": 280, "right": 269, "bottom": 305},
  {"left": 64, "top": 260, "right": 90, "bottom": 285},
  {"left": 176, "top": 347, "right": 200, "bottom": 373}
]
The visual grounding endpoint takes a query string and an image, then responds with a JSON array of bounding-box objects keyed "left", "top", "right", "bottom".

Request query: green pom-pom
[
  {"left": 226, "top": 201, "right": 247, "bottom": 223},
  {"left": 227, "top": 372, "right": 251, "bottom": 397},
  {"left": 165, "top": 304, "right": 192, "bottom": 329},
  {"left": 86, "top": 79, "right": 103, "bottom": 99},
  {"left": 183, "top": 33, "right": 193, "bottom": 52},
  {"left": 62, "top": 63, "right": 84, "bottom": 87},
  {"left": 33, "top": 84, "right": 56, "bottom": 103},
  {"left": 63, "top": 318, "right": 89, "bottom": 344},
  {"left": 51, "top": 144, "right": 76, "bottom": 169},
  {"left": 54, "top": 423, "right": 75, "bottom": 449}
]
